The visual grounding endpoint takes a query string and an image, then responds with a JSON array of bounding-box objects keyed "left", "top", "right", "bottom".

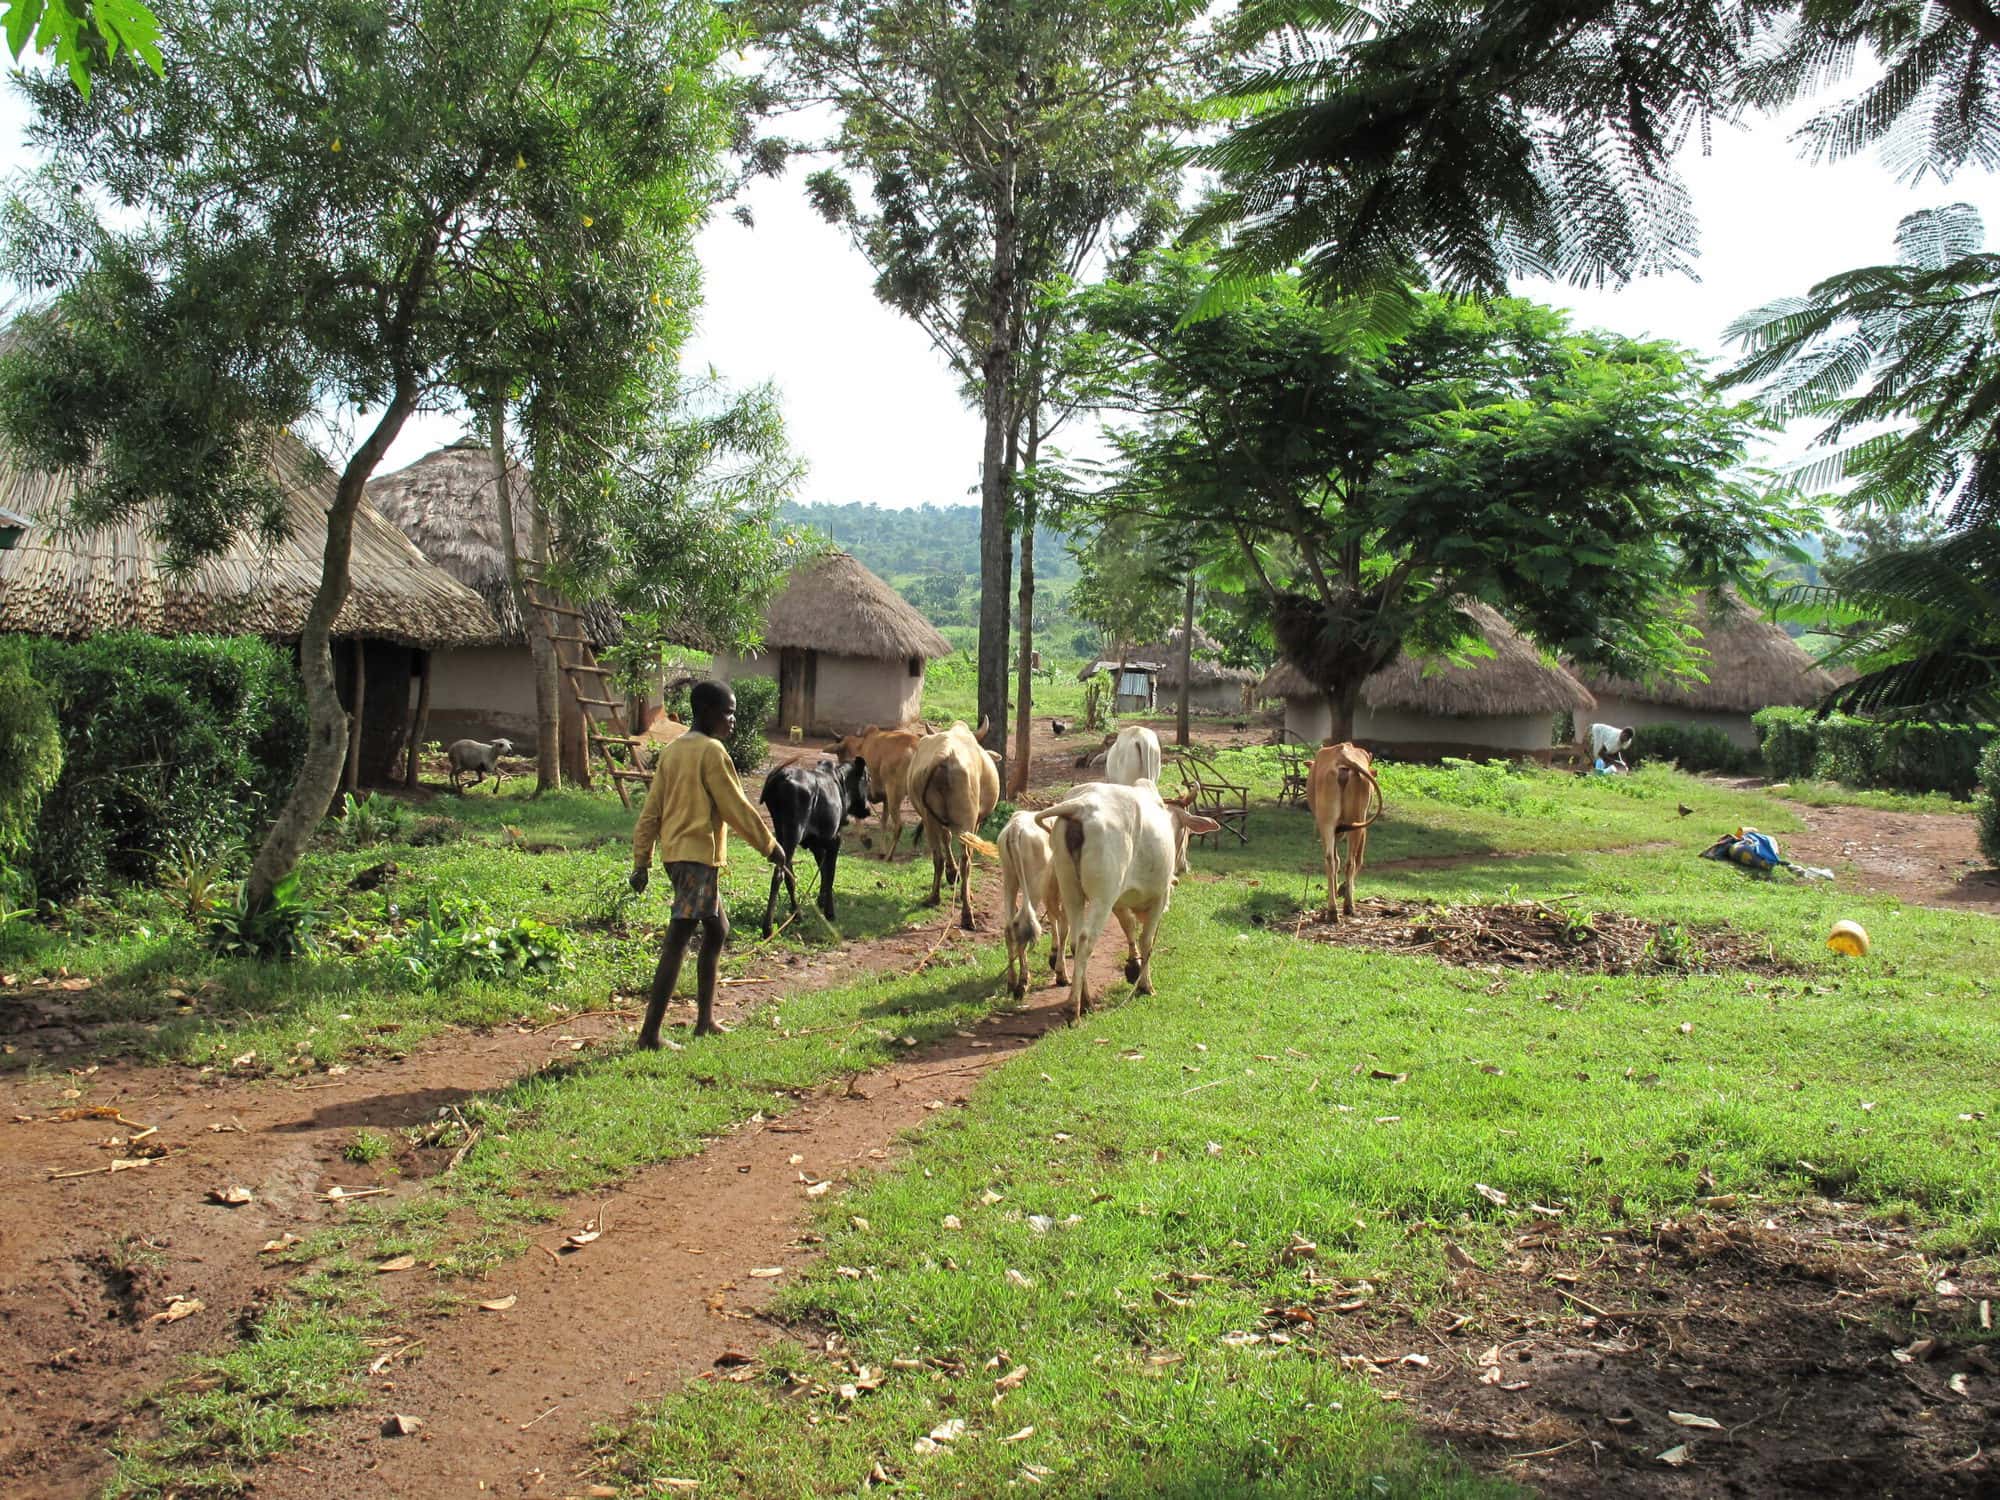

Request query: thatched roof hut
[
  {"left": 1257, "top": 603, "right": 1593, "bottom": 755},
  {"left": 366, "top": 438, "right": 619, "bottom": 645},
  {"left": 714, "top": 551, "right": 951, "bottom": 736},
  {"left": 0, "top": 430, "right": 500, "bottom": 647},
  {"left": 1572, "top": 593, "right": 1836, "bottom": 714},
  {"left": 761, "top": 551, "right": 952, "bottom": 662},
  {"left": 1570, "top": 593, "right": 1837, "bottom": 750}
]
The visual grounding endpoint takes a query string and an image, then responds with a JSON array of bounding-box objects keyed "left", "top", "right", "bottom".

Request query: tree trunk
[
  {"left": 245, "top": 388, "right": 415, "bottom": 910},
  {"left": 975, "top": 136, "right": 1020, "bottom": 760},
  {"left": 1008, "top": 407, "right": 1041, "bottom": 798},
  {"left": 1328, "top": 678, "right": 1362, "bottom": 744},
  {"left": 492, "top": 395, "right": 559, "bottom": 794},
  {"left": 344, "top": 637, "right": 365, "bottom": 793},
  {"left": 1176, "top": 571, "right": 1195, "bottom": 749},
  {"left": 405, "top": 648, "right": 431, "bottom": 789}
]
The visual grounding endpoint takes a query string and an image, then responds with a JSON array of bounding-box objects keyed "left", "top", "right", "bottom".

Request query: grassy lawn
[
  {"left": 594, "top": 765, "right": 1999, "bottom": 1497},
  {"left": 1, "top": 782, "right": 954, "bottom": 1076},
  {"left": 39, "top": 758, "right": 1999, "bottom": 1496},
  {"left": 1751, "top": 778, "right": 1974, "bottom": 817}
]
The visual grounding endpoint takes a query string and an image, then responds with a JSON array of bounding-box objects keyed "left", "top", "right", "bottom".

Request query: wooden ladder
[{"left": 522, "top": 580, "right": 654, "bottom": 809}]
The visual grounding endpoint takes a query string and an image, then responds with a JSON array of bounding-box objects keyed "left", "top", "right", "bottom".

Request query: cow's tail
[
  {"left": 1333, "top": 764, "right": 1386, "bottom": 832},
  {"left": 959, "top": 832, "right": 999, "bottom": 859}
]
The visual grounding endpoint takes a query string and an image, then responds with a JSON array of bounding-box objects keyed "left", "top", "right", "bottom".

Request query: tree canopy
[
  {"left": 1056, "top": 252, "right": 1803, "bottom": 735},
  {"left": 0, "top": 0, "right": 769, "bottom": 905},
  {"left": 1190, "top": 1, "right": 2000, "bottom": 307}
]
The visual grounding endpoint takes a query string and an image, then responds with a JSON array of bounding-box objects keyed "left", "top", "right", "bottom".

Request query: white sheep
[{"left": 446, "top": 737, "right": 514, "bottom": 793}]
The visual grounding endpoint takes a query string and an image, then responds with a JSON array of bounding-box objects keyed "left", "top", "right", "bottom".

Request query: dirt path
[
  {"left": 0, "top": 879, "right": 1015, "bottom": 1500},
  {"left": 1756, "top": 795, "right": 2000, "bottom": 910},
  {"left": 251, "top": 970, "right": 1102, "bottom": 1500}
]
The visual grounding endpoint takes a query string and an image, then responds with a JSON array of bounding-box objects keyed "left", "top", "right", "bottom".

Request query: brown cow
[
  {"left": 829, "top": 724, "right": 923, "bottom": 860},
  {"left": 1306, "top": 742, "right": 1383, "bottom": 920},
  {"left": 904, "top": 719, "right": 1000, "bottom": 930}
]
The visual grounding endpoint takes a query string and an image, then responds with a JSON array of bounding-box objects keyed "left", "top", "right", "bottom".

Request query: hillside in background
[{"left": 777, "top": 500, "right": 1094, "bottom": 655}]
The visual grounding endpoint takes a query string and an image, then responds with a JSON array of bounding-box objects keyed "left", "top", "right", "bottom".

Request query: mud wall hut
[
  {"left": 1078, "top": 627, "right": 1252, "bottom": 715},
  {"left": 711, "top": 552, "right": 951, "bottom": 736},
  {"left": 1571, "top": 594, "right": 1837, "bottom": 751},
  {"left": 1257, "top": 603, "right": 1594, "bottom": 756},
  {"left": 0, "top": 430, "right": 502, "bottom": 788},
  {"left": 367, "top": 439, "right": 649, "bottom": 780}
]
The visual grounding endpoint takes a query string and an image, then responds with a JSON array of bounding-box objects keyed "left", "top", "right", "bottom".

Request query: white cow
[
  {"left": 996, "top": 811, "right": 1068, "bottom": 1000},
  {"left": 1036, "top": 779, "right": 1218, "bottom": 1021},
  {"left": 1105, "top": 724, "right": 1161, "bottom": 786}
]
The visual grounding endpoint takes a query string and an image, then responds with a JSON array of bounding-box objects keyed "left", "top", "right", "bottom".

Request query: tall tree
[
  {"left": 1057, "top": 253, "right": 1803, "bottom": 737},
  {"left": 5, "top": 0, "right": 160, "bottom": 95},
  {"left": 0, "top": 0, "right": 748, "bottom": 908},
  {"left": 1727, "top": 202, "right": 2000, "bottom": 719},
  {"left": 757, "top": 0, "right": 1201, "bottom": 761},
  {"left": 1191, "top": 2, "right": 2000, "bottom": 305}
]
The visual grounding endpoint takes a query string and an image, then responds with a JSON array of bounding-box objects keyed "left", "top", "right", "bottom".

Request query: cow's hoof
[
  {"left": 1136, "top": 978, "right": 1154, "bottom": 996},
  {"left": 1009, "top": 982, "right": 1026, "bottom": 1001},
  {"left": 959, "top": 914, "right": 976, "bottom": 932},
  {"left": 1123, "top": 957, "right": 1142, "bottom": 983}
]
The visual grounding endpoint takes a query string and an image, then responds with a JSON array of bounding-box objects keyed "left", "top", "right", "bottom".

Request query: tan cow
[
  {"left": 829, "top": 724, "right": 924, "bottom": 860},
  {"left": 997, "top": 810, "right": 1068, "bottom": 999},
  {"left": 1307, "top": 741, "right": 1383, "bottom": 920},
  {"left": 904, "top": 719, "right": 1000, "bottom": 930}
]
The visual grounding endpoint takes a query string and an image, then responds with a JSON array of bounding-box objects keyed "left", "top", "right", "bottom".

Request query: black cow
[{"left": 758, "top": 756, "right": 872, "bottom": 936}]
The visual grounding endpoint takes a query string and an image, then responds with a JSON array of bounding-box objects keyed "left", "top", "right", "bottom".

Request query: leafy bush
[
  {"left": 0, "top": 640, "right": 62, "bottom": 908},
  {"left": 209, "top": 871, "right": 325, "bottom": 961},
  {"left": 1978, "top": 741, "right": 2000, "bottom": 868},
  {"left": 22, "top": 633, "right": 307, "bottom": 897},
  {"left": 724, "top": 675, "right": 778, "bottom": 772},
  {"left": 381, "top": 893, "right": 573, "bottom": 986},
  {"left": 1754, "top": 707, "right": 1989, "bottom": 798},
  {"left": 332, "top": 791, "right": 412, "bottom": 847},
  {"left": 1628, "top": 722, "right": 1752, "bottom": 775},
  {"left": 0, "top": 640, "right": 62, "bottom": 860}
]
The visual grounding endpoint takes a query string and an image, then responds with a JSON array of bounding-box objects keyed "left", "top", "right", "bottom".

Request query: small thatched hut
[
  {"left": 712, "top": 552, "right": 951, "bottom": 735},
  {"left": 1573, "top": 594, "right": 1838, "bottom": 750},
  {"left": 1079, "top": 627, "right": 1254, "bottom": 714},
  {"left": 367, "top": 439, "right": 638, "bottom": 774},
  {"left": 0, "top": 430, "right": 502, "bottom": 786},
  {"left": 1257, "top": 603, "right": 1594, "bottom": 756}
]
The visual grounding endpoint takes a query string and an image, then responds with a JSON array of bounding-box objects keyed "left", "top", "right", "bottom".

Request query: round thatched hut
[
  {"left": 712, "top": 552, "right": 951, "bottom": 735},
  {"left": 1571, "top": 594, "right": 1837, "bottom": 750},
  {"left": 1257, "top": 603, "right": 1594, "bottom": 756},
  {"left": 0, "top": 430, "right": 502, "bottom": 787},
  {"left": 1079, "top": 627, "right": 1257, "bottom": 714},
  {"left": 367, "top": 439, "right": 634, "bottom": 773}
]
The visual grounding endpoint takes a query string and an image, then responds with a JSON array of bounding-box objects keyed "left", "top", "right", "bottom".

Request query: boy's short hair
[
  {"left": 1619, "top": 726, "right": 1635, "bottom": 747},
  {"left": 691, "top": 679, "right": 734, "bottom": 721}
]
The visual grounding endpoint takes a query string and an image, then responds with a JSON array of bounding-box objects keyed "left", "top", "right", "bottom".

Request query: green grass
[
  {"left": 1757, "top": 777, "right": 1974, "bottom": 817},
  {"left": 595, "top": 765, "right": 2000, "bottom": 1497},
  {"left": 1, "top": 784, "right": 955, "bottom": 1076},
  {"left": 75, "top": 758, "right": 2000, "bottom": 1497}
]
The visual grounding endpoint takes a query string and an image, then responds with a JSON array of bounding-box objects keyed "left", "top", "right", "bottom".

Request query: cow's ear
[{"left": 1181, "top": 811, "right": 1222, "bottom": 835}]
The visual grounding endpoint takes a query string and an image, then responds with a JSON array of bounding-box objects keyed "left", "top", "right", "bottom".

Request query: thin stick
[
  {"left": 1556, "top": 1287, "right": 1616, "bottom": 1321},
  {"left": 518, "top": 1404, "right": 561, "bottom": 1430},
  {"left": 324, "top": 1186, "right": 391, "bottom": 1202},
  {"left": 47, "top": 1157, "right": 164, "bottom": 1180},
  {"left": 1180, "top": 1078, "right": 1231, "bottom": 1097},
  {"left": 531, "top": 1007, "right": 639, "bottom": 1033},
  {"left": 1507, "top": 1439, "right": 1582, "bottom": 1462}
]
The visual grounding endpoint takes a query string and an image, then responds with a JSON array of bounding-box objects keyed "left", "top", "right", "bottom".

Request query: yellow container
[{"left": 1827, "top": 920, "right": 1871, "bottom": 957}]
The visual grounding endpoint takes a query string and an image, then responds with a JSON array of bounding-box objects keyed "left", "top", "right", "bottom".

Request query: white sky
[{"left": 6, "top": 72, "right": 2000, "bottom": 507}]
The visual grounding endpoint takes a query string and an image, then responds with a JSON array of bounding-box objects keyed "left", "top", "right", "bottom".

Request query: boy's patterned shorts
[{"left": 666, "top": 861, "right": 721, "bottom": 921}]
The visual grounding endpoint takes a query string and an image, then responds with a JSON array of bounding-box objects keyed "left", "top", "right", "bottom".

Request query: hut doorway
[{"left": 778, "top": 647, "right": 817, "bottom": 736}]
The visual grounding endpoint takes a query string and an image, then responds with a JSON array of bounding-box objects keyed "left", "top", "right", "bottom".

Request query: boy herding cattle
[{"left": 629, "top": 681, "right": 788, "bottom": 1043}]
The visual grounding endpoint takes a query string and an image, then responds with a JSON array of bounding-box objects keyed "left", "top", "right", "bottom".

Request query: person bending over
[
  {"left": 629, "top": 681, "right": 786, "bottom": 1042},
  {"left": 1588, "top": 722, "right": 1634, "bottom": 773}
]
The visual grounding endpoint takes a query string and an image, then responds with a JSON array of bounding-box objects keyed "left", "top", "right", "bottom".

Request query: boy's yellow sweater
[{"left": 630, "top": 731, "right": 776, "bottom": 870}]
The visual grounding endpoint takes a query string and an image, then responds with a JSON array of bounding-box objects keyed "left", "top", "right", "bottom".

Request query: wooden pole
[
  {"left": 1177, "top": 572, "right": 1195, "bottom": 748},
  {"left": 405, "top": 647, "right": 431, "bottom": 789},
  {"left": 344, "top": 637, "right": 365, "bottom": 793}
]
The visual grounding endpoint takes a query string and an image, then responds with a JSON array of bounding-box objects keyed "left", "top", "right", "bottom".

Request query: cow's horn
[{"left": 974, "top": 715, "right": 991, "bottom": 741}]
